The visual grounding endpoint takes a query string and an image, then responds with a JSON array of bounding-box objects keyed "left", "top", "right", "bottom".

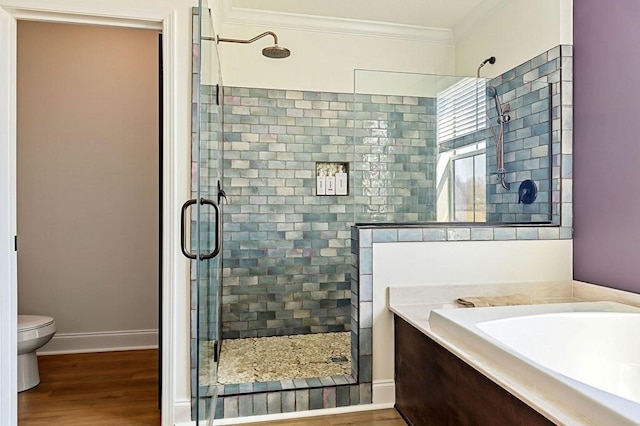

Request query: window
[
  {"left": 452, "top": 143, "right": 486, "bottom": 222},
  {"left": 436, "top": 78, "right": 487, "bottom": 221},
  {"left": 436, "top": 78, "right": 486, "bottom": 143}
]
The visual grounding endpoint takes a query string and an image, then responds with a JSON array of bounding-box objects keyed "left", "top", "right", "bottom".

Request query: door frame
[{"left": 0, "top": 4, "right": 189, "bottom": 426}]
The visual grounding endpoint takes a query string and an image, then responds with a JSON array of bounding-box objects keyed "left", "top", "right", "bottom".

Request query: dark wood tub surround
[{"left": 394, "top": 316, "right": 555, "bottom": 426}]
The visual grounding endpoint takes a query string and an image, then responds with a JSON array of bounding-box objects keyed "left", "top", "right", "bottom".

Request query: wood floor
[
  {"left": 18, "top": 350, "right": 405, "bottom": 425},
  {"left": 18, "top": 350, "right": 160, "bottom": 426},
  {"left": 243, "top": 409, "right": 406, "bottom": 425}
]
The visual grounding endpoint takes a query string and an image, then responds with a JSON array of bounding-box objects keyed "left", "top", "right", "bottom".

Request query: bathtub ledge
[{"left": 387, "top": 281, "right": 640, "bottom": 426}]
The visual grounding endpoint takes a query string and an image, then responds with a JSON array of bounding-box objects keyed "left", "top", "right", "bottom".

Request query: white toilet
[{"left": 17, "top": 315, "right": 56, "bottom": 392}]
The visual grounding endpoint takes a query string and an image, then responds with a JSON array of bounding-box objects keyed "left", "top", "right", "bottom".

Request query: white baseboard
[
  {"left": 173, "top": 398, "right": 193, "bottom": 425},
  {"left": 37, "top": 329, "right": 158, "bottom": 355},
  {"left": 372, "top": 379, "right": 396, "bottom": 405}
]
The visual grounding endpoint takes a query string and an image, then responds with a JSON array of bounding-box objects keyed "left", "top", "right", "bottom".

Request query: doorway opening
[{"left": 16, "top": 20, "right": 162, "bottom": 425}]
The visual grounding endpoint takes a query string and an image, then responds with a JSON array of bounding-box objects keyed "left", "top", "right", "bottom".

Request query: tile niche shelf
[{"left": 316, "top": 162, "right": 349, "bottom": 196}]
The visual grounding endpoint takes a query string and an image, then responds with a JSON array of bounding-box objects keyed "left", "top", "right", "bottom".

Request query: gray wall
[
  {"left": 573, "top": 1, "right": 640, "bottom": 293},
  {"left": 17, "top": 22, "right": 159, "bottom": 344}
]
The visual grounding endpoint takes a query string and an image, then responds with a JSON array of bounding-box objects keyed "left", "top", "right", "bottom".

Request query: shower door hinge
[{"left": 14, "top": 235, "right": 17, "bottom": 252}]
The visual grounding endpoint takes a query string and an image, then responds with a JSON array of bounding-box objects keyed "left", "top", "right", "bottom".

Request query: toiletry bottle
[
  {"left": 316, "top": 169, "right": 326, "bottom": 195},
  {"left": 326, "top": 170, "right": 336, "bottom": 195},
  {"left": 336, "top": 165, "right": 347, "bottom": 195}
]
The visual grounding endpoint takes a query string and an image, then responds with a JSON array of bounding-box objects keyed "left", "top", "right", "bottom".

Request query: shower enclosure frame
[{"left": 186, "top": 3, "right": 225, "bottom": 424}]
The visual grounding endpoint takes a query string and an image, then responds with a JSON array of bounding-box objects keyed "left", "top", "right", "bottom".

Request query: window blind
[{"left": 436, "top": 78, "right": 486, "bottom": 143}]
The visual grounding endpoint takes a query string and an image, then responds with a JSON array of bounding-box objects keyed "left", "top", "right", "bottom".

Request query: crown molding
[
  {"left": 218, "top": 0, "right": 455, "bottom": 44},
  {"left": 5, "top": 7, "right": 162, "bottom": 29}
]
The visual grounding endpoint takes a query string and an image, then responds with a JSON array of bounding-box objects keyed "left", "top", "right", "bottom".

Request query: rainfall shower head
[
  {"left": 262, "top": 45, "right": 291, "bottom": 59},
  {"left": 217, "top": 31, "right": 291, "bottom": 59}
]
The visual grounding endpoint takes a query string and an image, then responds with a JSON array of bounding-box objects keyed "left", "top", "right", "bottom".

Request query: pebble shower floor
[{"left": 217, "top": 332, "right": 351, "bottom": 384}]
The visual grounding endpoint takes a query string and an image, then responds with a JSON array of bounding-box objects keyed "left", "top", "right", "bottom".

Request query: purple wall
[{"left": 573, "top": 1, "right": 640, "bottom": 293}]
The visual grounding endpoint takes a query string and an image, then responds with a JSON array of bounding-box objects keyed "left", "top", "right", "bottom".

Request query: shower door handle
[
  {"left": 180, "top": 199, "right": 197, "bottom": 259},
  {"left": 180, "top": 198, "right": 221, "bottom": 260},
  {"left": 200, "top": 198, "right": 221, "bottom": 260}
]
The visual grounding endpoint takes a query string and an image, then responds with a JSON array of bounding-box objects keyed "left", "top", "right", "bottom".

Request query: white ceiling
[{"left": 231, "top": 0, "right": 488, "bottom": 29}]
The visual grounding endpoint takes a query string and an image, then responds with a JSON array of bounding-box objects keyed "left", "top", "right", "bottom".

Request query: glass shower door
[{"left": 182, "top": 2, "right": 224, "bottom": 423}]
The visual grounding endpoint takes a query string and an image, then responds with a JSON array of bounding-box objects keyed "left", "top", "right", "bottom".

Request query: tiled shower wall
[
  {"left": 353, "top": 96, "right": 437, "bottom": 223},
  {"left": 221, "top": 88, "right": 434, "bottom": 337},
  {"left": 221, "top": 87, "right": 353, "bottom": 338},
  {"left": 485, "top": 45, "right": 567, "bottom": 223},
  {"left": 437, "top": 45, "right": 570, "bottom": 224}
]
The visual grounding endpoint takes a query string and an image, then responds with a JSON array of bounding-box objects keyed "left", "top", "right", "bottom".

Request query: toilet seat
[
  {"left": 17, "top": 315, "right": 56, "bottom": 392},
  {"left": 18, "top": 315, "right": 55, "bottom": 332}
]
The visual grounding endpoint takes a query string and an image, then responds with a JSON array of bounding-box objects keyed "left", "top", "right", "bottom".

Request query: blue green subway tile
[
  {"left": 359, "top": 383, "right": 373, "bottom": 404},
  {"left": 279, "top": 379, "right": 296, "bottom": 390},
  {"left": 359, "top": 275, "right": 372, "bottom": 302},
  {"left": 494, "top": 228, "right": 517, "bottom": 240},
  {"left": 224, "top": 384, "right": 239, "bottom": 395},
  {"left": 309, "top": 388, "right": 323, "bottom": 409},
  {"left": 336, "top": 386, "right": 350, "bottom": 407},
  {"left": 295, "top": 390, "right": 310, "bottom": 411},
  {"left": 398, "top": 228, "right": 422, "bottom": 242},
  {"left": 561, "top": 155, "right": 573, "bottom": 178},
  {"left": 293, "top": 378, "right": 309, "bottom": 388},
  {"left": 561, "top": 179, "right": 572, "bottom": 203},
  {"left": 319, "top": 377, "right": 336, "bottom": 386},
  {"left": 281, "top": 390, "right": 296, "bottom": 412},
  {"left": 267, "top": 392, "right": 281, "bottom": 414},
  {"left": 359, "top": 328, "right": 372, "bottom": 356},
  {"left": 560, "top": 227, "right": 572, "bottom": 239},
  {"left": 372, "top": 229, "right": 398, "bottom": 243},
  {"left": 359, "top": 355, "right": 372, "bottom": 382},
  {"left": 322, "top": 387, "right": 337, "bottom": 408},
  {"left": 360, "top": 302, "right": 372, "bottom": 328},
  {"left": 561, "top": 203, "right": 573, "bottom": 227},
  {"left": 359, "top": 248, "right": 372, "bottom": 274},
  {"left": 471, "top": 228, "right": 494, "bottom": 241},
  {"left": 423, "top": 228, "right": 446, "bottom": 241},
  {"left": 214, "top": 397, "right": 224, "bottom": 418},
  {"left": 252, "top": 393, "right": 268, "bottom": 416},
  {"left": 223, "top": 395, "right": 239, "bottom": 418},
  {"left": 447, "top": 228, "right": 471, "bottom": 241},
  {"left": 516, "top": 227, "right": 539, "bottom": 240},
  {"left": 515, "top": 61, "right": 532, "bottom": 77},
  {"left": 349, "top": 385, "right": 360, "bottom": 405},
  {"left": 539, "top": 227, "right": 560, "bottom": 239}
]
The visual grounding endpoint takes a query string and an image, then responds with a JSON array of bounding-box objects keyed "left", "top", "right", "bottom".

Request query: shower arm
[{"left": 216, "top": 31, "right": 279, "bottom": 46}]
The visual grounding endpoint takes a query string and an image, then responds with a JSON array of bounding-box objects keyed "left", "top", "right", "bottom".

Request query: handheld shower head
[
  {"left": 482, "top": 56, "right": 496, "bottom": 66},
  {"left": 477, "top": 56, "right": 496, "bottom": 77},
  {"left": 486, "top": 86, "right": 498, "bottom": 98},
  {"left": 217, "top": 31, "right": 291, "bottom": 59}
]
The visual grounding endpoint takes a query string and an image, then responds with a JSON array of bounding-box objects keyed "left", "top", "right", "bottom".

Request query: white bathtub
[{"left": 429, "top": 301, "right": 640, "bottom": 425}]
